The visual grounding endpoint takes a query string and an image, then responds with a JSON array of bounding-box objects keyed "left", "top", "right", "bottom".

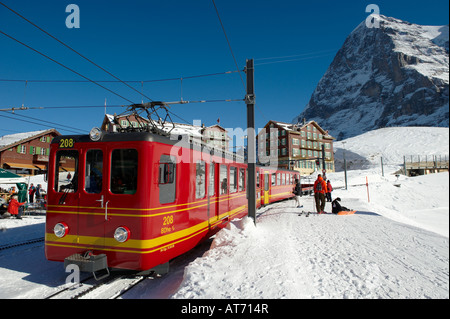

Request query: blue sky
[{"left": 0, "top": 0, "right": 448, "bottom": 138}]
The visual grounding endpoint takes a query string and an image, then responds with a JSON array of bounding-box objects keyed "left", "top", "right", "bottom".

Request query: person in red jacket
[
  {"left": 326, "top": 180, "right": 333, "bottom": 202},
  {"left": 314, "top": 174, "right": 327, "bottom": 214},
  {"left": 7, "top": 195, "right": 25, "bottom": 219}
]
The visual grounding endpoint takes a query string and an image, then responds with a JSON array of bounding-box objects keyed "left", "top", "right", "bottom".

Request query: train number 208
[
  {"left": 59, "top": 138, "right": 75, "bottom": 148},
  {"left": 161, "top": 215, "right": 175, "bottom": 235},
  {"left": 163, "top": 215, "right": 174, "bottom": 225}
]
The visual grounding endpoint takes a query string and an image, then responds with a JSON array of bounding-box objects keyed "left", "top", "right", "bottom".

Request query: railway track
[
  {"left": 45, "top": 273, "right": 154, "bottom": 299},
  {"left": 0, "top": 237, "right": 45, "bottom": 251}
]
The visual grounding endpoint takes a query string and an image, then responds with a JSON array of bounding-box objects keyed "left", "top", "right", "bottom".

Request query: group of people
[
  {"left": 293, "top": 174, "right": 351, "bottom": 214},
  {"left": 28, "top": 183, "right": 43, "bottom": 203},
  {"left": 0, "top": 183, "right": 44, "bottom": 219}
]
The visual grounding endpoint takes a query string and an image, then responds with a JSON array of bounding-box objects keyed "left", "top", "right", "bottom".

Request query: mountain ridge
[{"left": 293, "top": 15, "right": 449, "bottom": 140}]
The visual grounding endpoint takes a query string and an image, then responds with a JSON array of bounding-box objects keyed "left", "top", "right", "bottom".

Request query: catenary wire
[
  {"left": 0, "top": 1, "right": 154, "bottom": 103},
  {"left": 0, "top": 113, "right": 85, "bottom": 134},
  {"left": 0, "top": 29, "right": 136, "bottom": 105},
  {"left": 0, "top": 70, "right": 242, "bottom": 83}
]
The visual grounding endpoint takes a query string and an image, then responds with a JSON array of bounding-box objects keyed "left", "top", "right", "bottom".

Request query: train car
[{"left": 45, "top": 129, "right": 298, "bottom": 277}]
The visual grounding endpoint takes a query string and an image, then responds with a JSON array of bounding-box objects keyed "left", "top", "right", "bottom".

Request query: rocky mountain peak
[{"left": 293, "top": 15, "right": 449, "bottom": 140}]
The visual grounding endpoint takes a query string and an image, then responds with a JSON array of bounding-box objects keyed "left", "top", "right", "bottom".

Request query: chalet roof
[
  {"left": 263, "top": 120, "right": 335, "bottom": 140},
  {"left": 0, "top": 129, "right": 60, "bottom": 151}
]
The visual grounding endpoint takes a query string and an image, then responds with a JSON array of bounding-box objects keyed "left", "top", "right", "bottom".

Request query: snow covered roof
[
  {"left": 0, "top": 129, "right": 59, "bottom": 150},
  {"left": 264, "top": 120, "right": 335, "bottom": 139}
]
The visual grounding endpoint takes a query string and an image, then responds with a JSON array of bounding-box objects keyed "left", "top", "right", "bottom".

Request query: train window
[
  {"left": 282, "top": 174, "right": 286, "bottom": 185},
  {"left": 196, "top": 160, "right": 206, "bottom": 199},
  {"left": 111, "top": 149, "right": 138, "bottom": 195},
  {"left": 208, "top": 163, "right": 215, "bottom": 196},
  {"left": 272, "top": 173, "right": 276, "bottom": 186},
  {"left": 277, "top": 173, "right": 281, "bottom": 185},
  {"left": 230, "top": 167, "right": 237, "bottom": 193},
  {"left": 220, "top": 165, "right": 228, "bottom": 195},
  {"left": 55, "top": 150, "right": 78, "bottom": 193},
  {"left": 256, "top": 171, "right": 260, "bottom": 188},
  {"left": 239, "top": 168, "right": 245, "bottom": 191},
  {"left": 159, "top": 155, "right": 177, "bottom": 204},
  {"left": 265, "top": 174, "right": 270, "bottom": 191},
  {"left": 85, "top": 150, "right": 103, "bottom": 194}
]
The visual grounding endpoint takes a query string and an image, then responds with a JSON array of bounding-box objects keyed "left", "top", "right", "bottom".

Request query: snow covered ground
[{"left": 0, "top": 127, "right": 448, "bottom": 299}]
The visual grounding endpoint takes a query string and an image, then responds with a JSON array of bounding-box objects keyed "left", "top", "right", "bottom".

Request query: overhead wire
[
  {"left": 0, "top": 112, "right": 85, "bottom": 134},
  {"left": 0, "top": 29, "right": 136, "bottom": 105},
  {"left": 211, "top": 0, "right": 268, "bottom": 122},
  {"left": 0, "top": 1, "right": 248, "bottom": 132},
  {"left": 211, "top": 0, "right": 246, "bottom": 91},
  {"left": 0, "top": 1, "right": 153, "bottom": 103}
]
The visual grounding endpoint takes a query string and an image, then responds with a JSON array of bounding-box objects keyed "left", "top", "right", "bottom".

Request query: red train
[{"left": 45, "top": 129, "right": 300, "bottom": 277}]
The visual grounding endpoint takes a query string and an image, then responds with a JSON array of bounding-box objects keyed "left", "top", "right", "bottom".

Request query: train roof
[{"left": 52, "top": 131, "right": 245, "bottom": 163}]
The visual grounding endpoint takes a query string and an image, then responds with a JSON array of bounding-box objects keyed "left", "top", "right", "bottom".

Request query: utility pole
[
  {"left": 245, "top": 59, "right": 256, "bottom": 225},
  {"left": 321, "top": 144, "right": 326, "bottom": 177}
]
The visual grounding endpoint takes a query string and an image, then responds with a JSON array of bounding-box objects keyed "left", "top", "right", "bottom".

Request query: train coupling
[{"left": 64, "top": 251, "right": 110, "bottom": 280}]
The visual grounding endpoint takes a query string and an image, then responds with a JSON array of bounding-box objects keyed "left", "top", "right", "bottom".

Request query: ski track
[{"left": 172, "top": 198, "right": 449, "bottom": 299}]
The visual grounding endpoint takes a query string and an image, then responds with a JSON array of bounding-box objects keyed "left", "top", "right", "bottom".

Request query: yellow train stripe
[
  {"left": 46, "top": 204, "right": 248, "bottom": 254},
  {"left": 47, "top": 193, "right": 247, "bottom": 217}
]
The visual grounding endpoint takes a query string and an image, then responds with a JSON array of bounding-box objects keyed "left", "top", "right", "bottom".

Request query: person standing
[
  {"left": 293, "top": 179, "right": 303, "bottom": 208},
  {"left": 314, "top": 174, "right": 327, "bottom": 214},
  {"left": 326, "top": 180, "right": 333, "bottom": 202},
  {"left": 28, "top": 184, "right": 36, "bottom": 203}
]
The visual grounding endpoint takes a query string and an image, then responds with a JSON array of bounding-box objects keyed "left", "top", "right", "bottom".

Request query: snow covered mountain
[{"left": 293, "top": 15, "right": 449, "bottom": 140}]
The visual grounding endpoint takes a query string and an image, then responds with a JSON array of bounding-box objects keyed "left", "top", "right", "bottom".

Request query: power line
[
  {"left": 254, "top": 52, "right": 336, "bottom": 66},
  {"left": 0, "top": 1, "right": 154, "bottom": 103},
  {"left": 0, "top": 29, "right": 136, "bottom": 105},
  {"left": 211, "top": 0, "right": 246, "bottom": 92},
  {"left": 0, "top": 70, "right": 242, "bottom": 84},
  {"left": 254, "top": 49, "right": 338, "bottom": 61},
  {"left": 0, "top": 112, "right": 85, "bottom": 134}
]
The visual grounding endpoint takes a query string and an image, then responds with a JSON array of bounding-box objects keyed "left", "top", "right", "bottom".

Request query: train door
[
  {"left": 79, "top": 148, "right": 107, "bottom": 248},
  {"left": 80, "top": 147, "right": 139, "bottom": 250},
  {"left": 264, "top": 172, "right": 270, "bottom": 205}
]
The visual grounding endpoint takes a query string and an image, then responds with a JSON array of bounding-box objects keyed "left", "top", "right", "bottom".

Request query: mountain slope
[{"left": 293, "top": 15, "right": 449, "bottom": 140}]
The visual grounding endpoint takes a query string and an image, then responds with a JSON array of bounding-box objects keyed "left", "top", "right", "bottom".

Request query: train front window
[
  {"left": 111, "top": 149, "right": 138, "bottom": 195},
  {"left": 85, "top": 150, "right": 103, "bottom": 194},
  {"left": 55, "top": 150, "right": 79, "bottom": 193}
]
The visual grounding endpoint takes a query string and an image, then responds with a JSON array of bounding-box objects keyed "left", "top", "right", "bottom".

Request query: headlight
[
  {"left": 114, "top": 226, "right": 130, "bottom": 243},
  {"left": 89, "top": 127, "right": 102, "bottom": 141},
  {"left": 54, "top": 222, "right": 68, "bottom": 238}
]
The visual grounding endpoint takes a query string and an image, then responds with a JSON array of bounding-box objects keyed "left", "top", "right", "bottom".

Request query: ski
[{"left": 299, "top": 211, "right": 314, "bottom": 217}]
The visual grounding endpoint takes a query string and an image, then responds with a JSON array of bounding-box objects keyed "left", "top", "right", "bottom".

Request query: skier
[{"left": 314, "top": 174, "right": 327, "bottom": 214}]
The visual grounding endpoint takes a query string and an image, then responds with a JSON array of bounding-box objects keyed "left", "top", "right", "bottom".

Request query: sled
[{"left": 337, "top": 210, "right": 356, "bottom": 216}]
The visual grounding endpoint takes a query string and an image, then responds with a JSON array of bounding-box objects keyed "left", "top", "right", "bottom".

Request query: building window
[
  {"left": 17, "top": 145, "right": 26, "bottom": 154},
  {"left": 292, "top": 138, "right": 300, "bottom": 145}
]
